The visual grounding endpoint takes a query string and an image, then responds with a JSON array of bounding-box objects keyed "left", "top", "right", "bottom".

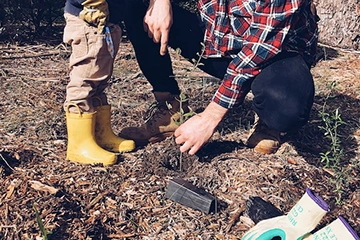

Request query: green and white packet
[
  {"left": 241, "top": 188, "right": 330, "bottom": 240},
  {"left": 304, "top": 216, "right": 359, "bottom": 240}
]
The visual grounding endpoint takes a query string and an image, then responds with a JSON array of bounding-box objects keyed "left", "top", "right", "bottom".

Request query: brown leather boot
[
  {"left": 246, "top": 115, "right": 281, "bottom": 154},
  {"left": 119, "top": 92, "right": 193, "bottom": 145}
]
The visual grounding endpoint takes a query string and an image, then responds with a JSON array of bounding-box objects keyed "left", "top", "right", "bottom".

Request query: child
[{"left": 63, "top": 0, "right": 134, "bottom": 166}]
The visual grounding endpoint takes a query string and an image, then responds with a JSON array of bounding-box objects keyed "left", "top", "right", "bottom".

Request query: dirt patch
[{"left": 0, "top": 40, "right": 359, "bottom": 239}]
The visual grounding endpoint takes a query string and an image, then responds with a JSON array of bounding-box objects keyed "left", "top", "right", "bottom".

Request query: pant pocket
[{"left": 63, "top": 15, "right": 89, "bottom": 59}]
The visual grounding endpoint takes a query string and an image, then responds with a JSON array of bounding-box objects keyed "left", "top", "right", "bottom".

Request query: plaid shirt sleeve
[{"left": 199, "top": 0, "right": 317, "bottom": 109}]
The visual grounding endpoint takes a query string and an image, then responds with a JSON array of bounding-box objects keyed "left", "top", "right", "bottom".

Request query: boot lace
[{"left": 143, "top": 101, "right": 170, "bottom": 123}]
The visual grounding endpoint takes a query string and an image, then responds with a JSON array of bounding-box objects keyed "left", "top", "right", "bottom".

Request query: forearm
[{"left": 202, "top": 101, "right": 228, "bottom": 127}]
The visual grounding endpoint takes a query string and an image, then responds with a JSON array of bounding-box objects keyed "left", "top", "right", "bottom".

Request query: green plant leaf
[{"left": 33, "top": 205, "right": 49, "bottom": 240}]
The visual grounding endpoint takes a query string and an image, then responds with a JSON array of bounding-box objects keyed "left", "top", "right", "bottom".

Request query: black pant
[{"left": 123, "top": 0, "right": 315, "bottom": 132}]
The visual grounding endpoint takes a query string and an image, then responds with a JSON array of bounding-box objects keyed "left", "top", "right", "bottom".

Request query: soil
[{"left": 0, "top": 35, "right": 359, "bottom": 239}]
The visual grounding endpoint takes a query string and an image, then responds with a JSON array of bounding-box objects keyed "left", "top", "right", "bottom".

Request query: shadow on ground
[
  {"left": 215, "top": 92, "right": 359, "bottom": 169},
  {"left": 288, "top": 93, "right": 359, "bottom": 167}
]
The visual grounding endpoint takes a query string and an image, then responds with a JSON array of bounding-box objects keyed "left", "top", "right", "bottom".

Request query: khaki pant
[{"left": 63, "top": 13, "right": 122, "bottom": 113}]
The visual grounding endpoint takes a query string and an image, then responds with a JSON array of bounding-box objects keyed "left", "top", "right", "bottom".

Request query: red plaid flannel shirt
[{"left": 198, "top": 0, "right": 318, "bottom": 109}]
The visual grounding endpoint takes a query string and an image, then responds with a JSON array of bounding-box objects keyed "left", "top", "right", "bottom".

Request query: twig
[
  {"left": 86, "top": 191, "right": 108, "bottom": 209},
  {"left": 0, "top": 51, "right": 61, "bottom": 60},
  {"left": 108, "top": 233, "right": 136, "bottom": 238},
  {"left": 0, "top": 225, "right": 16, "bottom": 228},
  {"left": 55, "top": 43, "right": 69, "bottom": 51},
  {"left": 24, "top": 77, "right": 61, "bottom": 82},
  {"left": 0, "top": 154, "right": 16, "bottom": 172},
  {"left": 318, "top": 42, "right": 360, "bottom": 54},
  {"left": 225, "top": 205, "right": 245, "bottom": 233},
  {"left": 0, "top": 68, "right": 6, "bottom": 77},
  {"left": 29, "top": 180, "right": 59, "bottom": 195}
]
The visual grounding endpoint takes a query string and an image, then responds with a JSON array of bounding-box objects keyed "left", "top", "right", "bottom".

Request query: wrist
[{"left": 202, "top": 101, "right": 228, "bottom": 125}]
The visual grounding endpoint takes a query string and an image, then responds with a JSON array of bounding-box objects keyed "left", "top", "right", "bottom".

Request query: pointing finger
[{"left": 160, "top": 31, "right": 169, "bottom": 56}]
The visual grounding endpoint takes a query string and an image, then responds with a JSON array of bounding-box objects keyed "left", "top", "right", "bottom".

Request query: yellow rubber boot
[
  {"left": 94, "top": 105, "right": 135, "bottom": 152},
  {"left": 66, "top": 106, "right": 117, "bottom": 166}
]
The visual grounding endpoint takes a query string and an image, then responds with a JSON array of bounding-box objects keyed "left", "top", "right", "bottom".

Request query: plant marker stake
[{"left": 165, "top": 178, "right": 215, "bottom": 214}]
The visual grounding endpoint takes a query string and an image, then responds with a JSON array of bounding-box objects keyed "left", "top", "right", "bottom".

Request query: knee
[
  {"left": 269, "top": 108, "right": 311, "bottom": 133},
  {"left": 253, "top": 88, "right": 313, "bottom": 132}
]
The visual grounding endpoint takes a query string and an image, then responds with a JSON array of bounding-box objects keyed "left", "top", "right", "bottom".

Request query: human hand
[
  {"left": 79, "top": 0, "right": 109, "bottom": 33},
  {"left": 143, "top": 0, "right": 173, "bottom": 55},
  {"left": 174, "top": 102, "right": 227, "bottom": 155},
  {"left": 242, "top": 188, "right": 330, "bottom": 240}
]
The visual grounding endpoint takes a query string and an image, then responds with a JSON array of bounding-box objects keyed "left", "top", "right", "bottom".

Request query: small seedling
[
  {"left": 172, "top": 43, "right": 206, "bottom": 171},
  {"left": 317, "top": 81, "right": 349, "bottom": 204},
  {"left": 318, "top": 108, "right": 345, "bottom": 168},
  {"left": 170, "top": 93, "right": 195, "bottom": 171},
  {"left": 33, "top": 205, "right": 51, "bottom": 240}
]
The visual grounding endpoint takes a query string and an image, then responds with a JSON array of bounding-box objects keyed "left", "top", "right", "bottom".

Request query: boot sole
[
  {"left": 66, "top": 153, "right": 117, "bottom": 166},
  {"left": 128, "top": 132, "right": 175, "bottom": 146},
  {"left": 148, "top": 132, "right": 174, "bottom": 144},
  {"left": 118, "top": 148, "right": 135, "bottom": 153}
]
